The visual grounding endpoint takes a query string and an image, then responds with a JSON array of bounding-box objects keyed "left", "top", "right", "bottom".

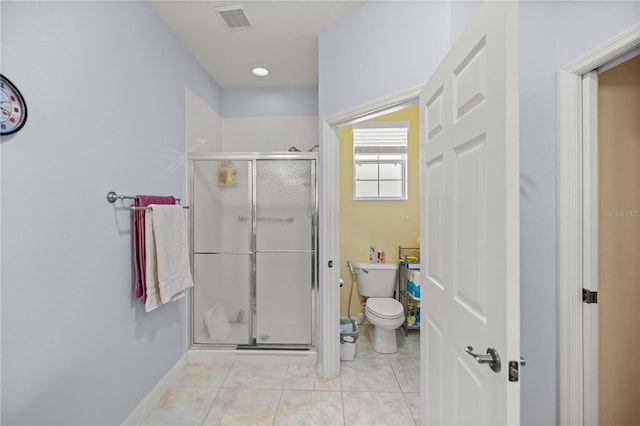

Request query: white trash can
[{"left": 340, "top": 317, "right": 359, "bottom": 361}]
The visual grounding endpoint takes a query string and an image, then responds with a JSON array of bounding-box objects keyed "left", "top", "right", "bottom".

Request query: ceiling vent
[{"left": 215, "top": 5, "right": 252, "bottom": 30}]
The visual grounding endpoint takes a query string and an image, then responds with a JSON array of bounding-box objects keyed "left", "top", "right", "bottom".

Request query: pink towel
[{"left": 133, "top": 195, "right": 175, "bottom": 302}]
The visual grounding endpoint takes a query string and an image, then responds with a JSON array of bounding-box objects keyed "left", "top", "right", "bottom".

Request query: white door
[{"left": 419, "top": 1, "right": 520, "bottom": 424}]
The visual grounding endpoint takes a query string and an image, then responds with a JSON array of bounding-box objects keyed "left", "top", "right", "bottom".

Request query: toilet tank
[{"left": 355, "top": 263, "right": 398, "bottom": 297}]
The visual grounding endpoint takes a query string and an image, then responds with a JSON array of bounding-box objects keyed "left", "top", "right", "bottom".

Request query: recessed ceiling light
[{"left": 252, "top": 67, "right": 269, "bottom": 77}]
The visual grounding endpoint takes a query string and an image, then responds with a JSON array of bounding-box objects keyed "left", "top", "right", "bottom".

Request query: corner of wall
[{"left": 186, "top": 87, "right": 223, "bottom": 153}]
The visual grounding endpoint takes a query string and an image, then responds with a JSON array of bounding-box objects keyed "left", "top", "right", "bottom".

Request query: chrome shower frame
[{"left": 187, "top": 152, "right": 318, "bottom": 351}]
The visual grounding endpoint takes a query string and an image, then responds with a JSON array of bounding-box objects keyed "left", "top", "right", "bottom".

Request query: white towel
[
  {"left": 144, "top": 210, "right": 161, "bottom": 312},
  {"left": 148, "top": 204, "right": 194, "bottom": 305}
]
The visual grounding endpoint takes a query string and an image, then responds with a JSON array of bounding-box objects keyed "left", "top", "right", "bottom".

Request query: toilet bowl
[
  {"left": 355, "top": 262, "right": 405, "bottom": 354},
  {"left": 365, "top": 297, "right": 405, "bottom": 353}
]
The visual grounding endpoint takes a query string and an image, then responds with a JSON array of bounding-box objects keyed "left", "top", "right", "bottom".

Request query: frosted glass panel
[
  {"left": 193, "top": 160, "right": 251, "bottom": 253},
  {"left": 193, "top": 254, "right": 251, "bottom": 345},
  {"left": 256, "top": 160, "right": 314, "bottom": 251},
  {"left": 256, "top": 252, "right": 312, "bottom": 345},
  {"left": 190, "top": 156, "right": 316, "bottom": 348}
]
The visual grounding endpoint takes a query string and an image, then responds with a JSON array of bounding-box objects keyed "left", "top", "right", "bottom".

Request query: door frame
[
  {"left": 558, "top": 23, "right": 640, "bottom": 425},
  {"left": 318, "top": 84, "right": 422, "bottom": 377}
]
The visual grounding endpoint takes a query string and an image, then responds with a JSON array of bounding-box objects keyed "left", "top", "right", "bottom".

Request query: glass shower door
[
  {"left": 191, "top": 159, "right": 253, "bottom": 345},
  {"left": 255, "top": 159, "right": 316, "bottom": 345}
]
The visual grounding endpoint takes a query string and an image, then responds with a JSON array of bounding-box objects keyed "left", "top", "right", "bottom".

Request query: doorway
[
  {"left": 336, "top": 106, "right": 421, "bottom": 421},
  {"left": 595, "top": 54, "right": 640, "bottom": 424},
  {"left": 318, "top": 88, "right": 420, "bottom": 379},
  {"left": 338, "top": 105, "right": 420, "bottom": 319},
  {"left": 558, "top": 23, "right": 640, "bottom": 424}
]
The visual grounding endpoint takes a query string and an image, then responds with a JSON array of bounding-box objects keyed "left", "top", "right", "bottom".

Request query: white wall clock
[{"left": 1, "top": 74, "right": 28, "bottom": 135}]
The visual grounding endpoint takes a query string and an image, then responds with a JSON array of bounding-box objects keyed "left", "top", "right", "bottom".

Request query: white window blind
[{"left": 352, "top": 121, "right": 409, "bottom": 200}]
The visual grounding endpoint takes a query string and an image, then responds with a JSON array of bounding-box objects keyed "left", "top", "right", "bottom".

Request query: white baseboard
[
  {"left": 121, "top": 353, "right": 188, "bottom": 426},
  {"left": 187, "top": 348, "right": 318, "bottom": 365}
]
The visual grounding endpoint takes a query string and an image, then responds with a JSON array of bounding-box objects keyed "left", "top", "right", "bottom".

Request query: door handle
[{"left": 465, "top": 346, "right": 501, "bottom": 372}]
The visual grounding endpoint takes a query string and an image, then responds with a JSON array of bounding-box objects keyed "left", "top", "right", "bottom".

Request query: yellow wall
[{"left": 339, "top": 105, "right": 420, "bottom": 317}]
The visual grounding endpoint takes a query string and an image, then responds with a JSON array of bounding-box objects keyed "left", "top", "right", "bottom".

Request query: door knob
[{"left": 465, "top": 346, "right": 501, "bottom": 372}]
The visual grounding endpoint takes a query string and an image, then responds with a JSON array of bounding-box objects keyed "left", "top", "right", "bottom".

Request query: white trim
[
  {"left": 565, "top": 25, "right": 640, "bottom": 75},
  {"left": 121, "top": 354, "right": 188, "bottom": 426},
  {"left": 319, "top": 85, "right": 421, "bottom": 377},
  {"left": 319, "top": 120, "right": 341, "bottom": 378},
  {"left": 581, "top": 71, "right": 599, "bottom": 426},
  {"left": 597, "top": 46, "right": 640, "bottom": 73},
  {"left": 325, "top": 84, "right": 422, "bottom": 128},
  {"left": 558, "top": 23, "right": 640, "bottom": 426},
  {"left": 559, "top": 67, "right": 583, "bottom": 426}
]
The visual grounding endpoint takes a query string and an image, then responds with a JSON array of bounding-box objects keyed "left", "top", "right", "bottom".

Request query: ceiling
[{"left": 146, "top": 1, "right": 365, "bottom": 89}]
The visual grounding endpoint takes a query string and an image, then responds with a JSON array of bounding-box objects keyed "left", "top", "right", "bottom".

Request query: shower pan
[{"left": 188, "top": 152, "right": 317, "bottom": 350}]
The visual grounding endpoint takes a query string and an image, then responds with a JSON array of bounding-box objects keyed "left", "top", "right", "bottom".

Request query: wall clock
[{"left": 0, "top": 74, "right": 28, "bottom": 135}]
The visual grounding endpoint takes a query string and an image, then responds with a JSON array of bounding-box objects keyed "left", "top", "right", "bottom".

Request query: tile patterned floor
[{"left": 140, "top": 324, "right": 420, "bottom": 426}]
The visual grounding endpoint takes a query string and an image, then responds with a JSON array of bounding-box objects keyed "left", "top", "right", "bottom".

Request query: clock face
[{"left": 0, "top": 74, "right": 27, "bottom": 135}]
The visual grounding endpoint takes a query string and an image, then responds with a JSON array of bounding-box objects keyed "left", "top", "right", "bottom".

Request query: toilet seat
[{"left": 366, "top": 298, "right": 404, "bottom": 320}]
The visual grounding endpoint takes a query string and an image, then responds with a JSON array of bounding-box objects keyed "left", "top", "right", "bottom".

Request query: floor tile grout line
[
  {"left": 141, "top": 331, "right": 419, "bottom": 425},
  {"left": 402, "top": 391, "right": 420, "bottom": 426},
  {"left": 203, "top": 361, "right": 231, "bottom": 422},
  {"left": 271, "top": 364, "right": 290, "bottom": 425},
  {"left": 341, "top": 388, "right": 347, "bottom": 426},
  {"left": 389, "top": 357, "right": 406, "bottom": 393},
  {"left": 199, "top": 386, "right": 220, "bottom": 426}
]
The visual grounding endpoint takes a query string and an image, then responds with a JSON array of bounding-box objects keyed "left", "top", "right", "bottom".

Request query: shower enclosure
[{"left": 188, "top": 153, "right": 317, "bottom": 349}]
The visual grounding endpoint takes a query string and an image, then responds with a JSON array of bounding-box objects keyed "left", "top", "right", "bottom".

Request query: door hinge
[{"left": 583, "top": 288, "right": 598, "bottom": 304}]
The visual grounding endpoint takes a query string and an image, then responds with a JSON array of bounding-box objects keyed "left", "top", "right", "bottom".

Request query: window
[{"left": 352, "top": 121, "right": 409, "bottom": 200}]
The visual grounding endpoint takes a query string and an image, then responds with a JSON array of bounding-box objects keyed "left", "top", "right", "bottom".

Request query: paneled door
[{"left": 419, "top": 1, "right": 520, "bottom": 424}]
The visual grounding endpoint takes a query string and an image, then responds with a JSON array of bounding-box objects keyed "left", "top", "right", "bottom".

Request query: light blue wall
[
  {"left": 319, "top": 1, "right": 640, "bottom": 425},
  {"left": 449, "top": 1, "right": 482, "bottom": 45},
  {"left": 555, "top": 1, "right": 640, "bottom": 67},
  {"left": 519, "top": 2, "right": 639, "bottom": 425},
  {"left": 318, "top": 1, "right": 451, "bottom": 117},
  {"left": 222, "top": 87, "right": 318, "bottom": 117},
  {"left": 0, "top": 1, "right": 221, "bottom": 424},
  {"left": 518, "top": 3, "right": 561, "bottom": 424}
]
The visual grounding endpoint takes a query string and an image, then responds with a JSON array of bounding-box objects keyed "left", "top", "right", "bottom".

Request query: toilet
[{"left": 355, "top": 262, "right": 405, "bottom": 354}]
